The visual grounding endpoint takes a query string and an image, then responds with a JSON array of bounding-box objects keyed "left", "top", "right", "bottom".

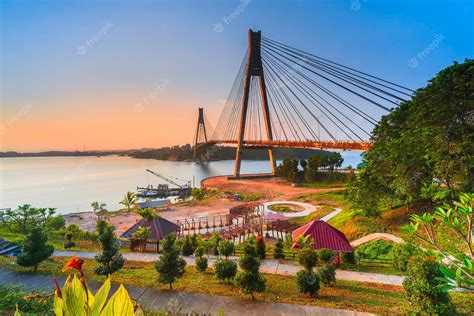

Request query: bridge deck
[{"left": 199, "top": 140, "right": 371, "bottom": 151}]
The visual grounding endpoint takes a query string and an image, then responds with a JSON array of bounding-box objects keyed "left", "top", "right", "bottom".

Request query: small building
[
  {"left": 0, "top": 238, "right": 20, "bottom": 256},
  {"left": 120, "top": 216, "right": 179, "bottom": 253},
  {"left": 291, "top": 220, "right": 353, "bottom": 252}
]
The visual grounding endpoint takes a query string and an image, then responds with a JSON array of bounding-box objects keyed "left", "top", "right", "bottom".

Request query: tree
[
  {"left": 191, "top": 188, "right": 205, "bottom": 201},
  {"left": 64, "top": 231, "right": 76, "bottom": 249},
  {"left": 256, "top": 235, "right": 266, "bottom": 259},
  {"left": 195, "top": 246, "right": 208, "bottom": 272},
  {"left": 403, "top": 257, "right": 455, "bottom": 314},
  {"left": 349, "top": 60, "right": 474, "bottom": 214},
  {"left": 132, "top": 226, "right": 151, "bottom": 252},
  {"left": 16, "top": 227, "right": 54, "bottom": 271},
  {"left": 209, "top": 232, "right": 223, "bottom": 256},
  {"left": 317, "top": 248, "right": 335, "bottom": 265},
  {"left": 403, "top": 193, "right": 473, "bottom": 291},
  {"left": 235, "top": 236, "right": 266, "bottom": 298},
  {"left": 136, "top": 208, "right": 156, "bottom": 221},
  {"left": 96, "top": 219, "right": 108, "bottom": 236},
  {"left": 214, "top": 240, "right": 237, "bottom": 282},
  {"left": 94, "top": 225, "right": 124, "bottom": 275},
  {"left": 392, "top": 243, "right": 418, "bottom": 272},
  {"left": 155, "top": 233, "right": 186, "bottom": 290},
  {"left": 181, "top": 235, "right": 194, "bottom": 256},
  {"left": 119, "top": 191, "right": 137, "bottom": 212},
  {"left": 0, "top": 205, "right": 56, "bottom": 234},
  {"left": 91, "top": 201, "right": 108, "bottom": 220},
  {"left": 296, "top": 248, "right": 320, "bottom": 296},
  {"left": 217, "top": 239, "right": 234, "bottom": 257},
  {"left": 47, "top": 215, "right": 65, "bottom": 230},
  {"left": 305, "top": 155, "right": 323, "bottom": 182},
  {"left": 316, "top": 248, "right": 336, "bottom": 287},
  {"left": 275, "top": 159, "right": 300, "bottom": 183},
  {"left": 273, "top": 238, "right": 285, "bottom": 259}
]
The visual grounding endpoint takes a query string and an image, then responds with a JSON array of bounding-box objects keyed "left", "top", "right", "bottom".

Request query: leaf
[
  {"left": 14, "top": 304, "right": 22, "bottom": 316},
  {"left": 439, "top": 266, "right": 455, "bottom": 279},
  {"left": 90, "top": 277, "right": 111, "bottom": 315},
  {"left": 63, "top": 274, "right": 87, "bottom": 316},
  {"left": 54, "top": 295, "right": 64, "bottom": 316},
  {"left": 100, "top": 284, "right": 134, "bottom": 316}
]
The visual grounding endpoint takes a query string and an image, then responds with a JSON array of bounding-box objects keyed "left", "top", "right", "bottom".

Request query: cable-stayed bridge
[{"left": 194, "top": 29, "right": 413, "bottom": 178}]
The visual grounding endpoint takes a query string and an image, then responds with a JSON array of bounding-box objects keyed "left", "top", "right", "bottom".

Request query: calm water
[{"left": 0, "top": 152, "right": 362, "bottom": 214}]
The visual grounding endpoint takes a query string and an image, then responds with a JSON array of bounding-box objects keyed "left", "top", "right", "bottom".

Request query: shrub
[
  {"left": 296, "top": 270, "right": 320, "bottom": 296},
  {"left": 393, "top": 242, "right": 418, "bottom": 272},
  {"left": 316, "top": 248, "right": 335, "bottom": 264},
  {"left": 95, "top": 219, "right": 109, "bottom": 236},
  {"left": 16, "top": 227, "right": 54, "bottom": 271},
  {"left": 0, "top": 285, "right": 53, "bottom": 315},
  {"left": 217, "top": 240, "right": 234, "bottom": 257},
  {"left": 195, "top": 246, "right": 206, "bottom": 257},
  {"left": 195, "top": 256, "right": 208, "bottom": 272},
  {"left": 403, "top": 257, "right": 455, "bottom": 314},
  {"left": 256, "top": 235, "right": 266, "bottom": 259},
  {"left": 94, "top": 225, "right": 124, "bottom": 275},
  {"left": 192, "top": 188, "right": 205, "bottom": 201},
  {"left": 317, "top": 264, "right": 336, "bottom": 286},
  {"left": 298, "top": 248, "right": 318, "bottom": 271},
  {"left": 155, "top": 234, "right": 186, "bottom": 290},
  {"left": 341, "top": 251, "right": 356, "bottom": 264},
  {"left": 181, "top": 235, "right": 194, "bottom": 256},
  {"left": 64, "top": 232, "right": 76, "bottom": 249},
  {"left": 47, "top": 215, "right": 65, "bottom": 230},
  {"left": 273, "top": 238, "right": 285, "bottom": 259},
  {"left": 214, "top": 258, "right": 237, "bottom": 282},
  {"left": 209, "top": 232, "right": 223, "bottom": 256},
  {"left": 355, "top": 239, "right": 394, "bottom": 260},
  {"left": 235, "top": 236, "right": 266, "bottom": 298}
]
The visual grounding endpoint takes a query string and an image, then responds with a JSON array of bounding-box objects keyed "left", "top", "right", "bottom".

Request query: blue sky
[{"left": 1, "top": 0, "right": 473, "bottom": 151}]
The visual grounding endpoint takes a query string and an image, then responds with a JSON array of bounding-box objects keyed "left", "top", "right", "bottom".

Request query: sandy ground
[{"left": 65, "top": 176, "right": 343, "bottom": 235}]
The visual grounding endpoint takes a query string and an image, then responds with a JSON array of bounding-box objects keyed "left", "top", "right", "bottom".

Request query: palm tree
[
  {"left": 120, "top": 192, "right": 138, "bottom": 212},
  {"left": 132, "top": 226, "right": 151, "bottom": 251},
  {"left": 91, "top": 201, "right": 107, "bottom": 219}
]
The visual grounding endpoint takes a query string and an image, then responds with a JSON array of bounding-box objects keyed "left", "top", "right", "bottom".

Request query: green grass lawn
[{"left": 0, "top": 256, "right": 471, "bottom": 315}]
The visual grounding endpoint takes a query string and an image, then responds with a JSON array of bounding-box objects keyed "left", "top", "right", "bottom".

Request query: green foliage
[
  {"left": 95, "top": 219, "right": 108, "bottom": 236},
  {"left": 298, "top": 248, "right": 318, "bottom": 271},
  {"left": 256, "top": 235, "right": 266, "bottom": 259},
  {"left": 317, "top": 264, "right": 336, "bottom": 286},
  {"left": 155, "top": 234, "right": 186, "bottom": 290},
  {"left": 296, "top": 270, "right": 320, "bottom": 296},
  {"left": 94, "top": 225, "right": 124, "bottom": 275},
  {"left": 392, "top": 243, "right": 418, "bottom": 272},
  {"left": 403, "top": 257, "right": 455, "bottom": 314},
  {"left": 317, "top": 248, "right": 336, "bottom": 264},
  {"left": 136, "top": 208, "right": 156, "bottom": 222},
  {"left": 120, "top": 191, "right": 138, "bottom": 212},
  {"left": 0, "top": 204, "right": 56, "bottom": 234},
  {"left": 195, "top": 256, "right": 208, "bottom": 272},
  {"left": 91, "top": 201, "right": 108, "bottom": 220},
  {"left": 16, "top": 227, "right": 54, "bottom": 271},
  {"left": 194, "top": 245, "right": 206, "bottom": 257},
  {"left": 214, "top": 258, "right": 237, "bottom": 282},
  {"left": 217, "top": 240, "right": 234, "bottom": 258},
  {"left": 0, "top": 285, "right": 53, "bottom": 315},
  {"left": 275, "top": 159, "right": 300, "bottom": 182},
  {"left": 64, "top": 232, "right": 76, "bottom": 249},
  {"left": 209, "top": 232, "right": 223, "bottom": 256},
  {"left": 355, "top": 240, "right": 394, "bottom": 260},
  {"left": 181, "top": 235, "right": 194, "bottom": 256},
  {"left": 47, "top": 215, "right": 65, "bottom": 230},
  {"left": 191, "top": 188, "right": 205, "bottom": 201},
  {"left": 349, "top": 60, "right": 474, "bottom": 215},
  {"left": 341, "top": 252, "right": 356, "bottom": 264},
  {"left": 235, "top": 236, "right": 266, "bottom": 298},
  {"left": 273, "top": 239, "right": 285, "bottom": 259}
]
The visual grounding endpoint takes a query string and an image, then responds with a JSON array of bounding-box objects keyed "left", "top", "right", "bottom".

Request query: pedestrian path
[
  {"left": 350, "top": 233, "right": 404, "bottom": 247},
  {"left": 53, "top": 250, "right": 404, "bottom": 286},
  {"left": 0, "top": 269, "right": 374, "bottom": 316}
]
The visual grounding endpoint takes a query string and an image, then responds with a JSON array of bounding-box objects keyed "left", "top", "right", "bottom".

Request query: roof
[
  {"left": 120, "top": 216, "right": 179, "bottom": 240},
  {"left": 136, "top": 200, "right": 171, "bottom": 209},
  {"left": 291, "top": 220, "right": 353, "bottom": 252}
]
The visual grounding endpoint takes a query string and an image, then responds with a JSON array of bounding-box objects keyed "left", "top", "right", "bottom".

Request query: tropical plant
[
  {"left": 120, "top": 191, "right": 138, "bottom": 212},
  {"left": 296, "top": 235, "right": 313, "bottom": 249},
  {"left": 136, "top": 208, "right": 156, "bottom": 222},
  {"left": 132, "top": 226, "right": 151, "bottom": 252},
  {"left": 94, "top": 225, "right": 124, "bottom": 275},
  {"left": 403, "top": 257, "right": 455, "bottom": 314},
  {"left": 16, "top": 227, "right": 54, "bottom": 271},
  {"left": 155, "top": 234, "right": 186, "bottom": 290},
  {"left": 273, "top": 238, "right": 285, "bottom": 259},
  {"left": 0, "top": 285, "right": 53, "bottom": 315},
  {"left": 91, "top": 201, "right": 107, "bottom": 220},
  {"left": 235, "top": 236, "right": 266, "bottom": 299},
  {"left": 403, "top": 193, "right": 473, "bottom": 291}
]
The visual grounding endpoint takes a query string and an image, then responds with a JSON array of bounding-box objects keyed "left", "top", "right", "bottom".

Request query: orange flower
[
  {"left": 23, "top": 293, "right": 39, "bottom": 301},
  {"left": 61, "top": 253, "right": 84, "bottom": 273}
]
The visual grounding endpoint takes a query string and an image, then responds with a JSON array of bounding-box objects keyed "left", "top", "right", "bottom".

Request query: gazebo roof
[
  {"left": 291, "top": 220, "right": 353, "bottom": 252},
  {"left": 121, "top": 216, "right": 179, "bottom": 241}
]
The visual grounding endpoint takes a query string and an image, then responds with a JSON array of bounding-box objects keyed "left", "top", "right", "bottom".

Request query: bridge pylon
[
  {"left": 233, "top": 29, "right": 276, "bottom": 178},
  {"left": 193, "top": 107, "right": 208, "bottom": 160}
]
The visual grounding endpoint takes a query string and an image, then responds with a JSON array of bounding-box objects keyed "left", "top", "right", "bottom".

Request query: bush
[
  {"left": 217, "top": 240, "right": 234, "bottom": 257},
  {"left": 296, "top": 270, "right": 320, "bottom": 296},
  {"left": 64, "top": 241, "right": 76, "bottom": 249},
  {"left": 195, "top": 256, "right": 208, "bottom": 272},
  {"left": 256, "top": 235, "right": 266, "bottom": 259},
  {"left": 47, "top": 215, "right": 65, "bottom": 230},
  {"left": 403, "top": 257, "right": 455, "bottom": 314},
  {"left": 192, "top": 188, "right": 205, "bottom": 201},
  {"left": 355, "top": 239, "right": 394, "bottom": 260},
  {"left": 341, "top": 252, "right": 356, "bottom": 264},
  {"left": 214, "top": 258, "right": 237, "bottom": 282},
  {"left": 195, "top": 246, "right": 206, "bottom": 257},
  {"left": 0, "top": 285, "right": 53, "bottom": 315},
  {"left": 273, "top": 238, "right": 285, "bottom": 259},
  {"left": 317, "top": 248, "right": 335, "bottom": 264},
  {"left": 94, "top": 225, "right": 124, "bottom": 276},
  {"left": 317, "top": 264, "right": 336, "bottom": 286},
  {"left": 181, "top": 236, "right": 194, "bottom": 256},
  {"left": 235, "top": 236, "right": 266, "bottom": 298},
  {"left": 155, "top": 234, "right": 186, "bottom": 290},
  {"left": 393, "top": 243, "right": 418, "bottom": 272},
  {"left": 209, "top": 232, "right": 223, "bottom": 256},
  {"left": 16, "top": 227, "right": 54, "bottom": 271},
  {"left": 298, "top": 248, "right": 318, "bottom": 271}
]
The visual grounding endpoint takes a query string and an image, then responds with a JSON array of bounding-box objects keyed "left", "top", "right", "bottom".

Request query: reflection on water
[{"left": 0, "top": 152, "right": 362, "bottom": 214}]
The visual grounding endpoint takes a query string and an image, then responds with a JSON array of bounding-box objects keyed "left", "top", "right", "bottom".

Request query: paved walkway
[
  {"left": 53, "top": 250, "right": 404, "bottom": 286},
  {"left": 0, "top": 269, "right": 373, "bottom": 316},
  {"left": 320, "top": 208, "right": 342, "bottom": 222},
  {"left": 262, "top": 201, "right": 318, "bottom": 218},
  {"left": 350, "top": 233, "right": 404, "bottom": 247}
]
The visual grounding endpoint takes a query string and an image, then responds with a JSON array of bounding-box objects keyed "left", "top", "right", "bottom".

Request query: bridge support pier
[{"left": 193, "top": 108, "right": 208, "bottom": 160}]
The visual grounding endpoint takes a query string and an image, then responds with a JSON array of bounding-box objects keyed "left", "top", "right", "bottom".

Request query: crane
[{"left": 146, "top": 169, "right": 191, "bottom": 189}]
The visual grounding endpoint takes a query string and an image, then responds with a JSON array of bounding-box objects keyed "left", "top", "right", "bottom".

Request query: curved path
[
  {"left": 262, "top": 201, "right": 318, "bottom": 218},
  {"left": 350, "top": 233, "right": 404, "bottom": 247}
]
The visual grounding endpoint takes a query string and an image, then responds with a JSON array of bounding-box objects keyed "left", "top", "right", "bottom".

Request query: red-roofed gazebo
[{"left": 292, "top": 220, "right": 353, "bottom": 252}]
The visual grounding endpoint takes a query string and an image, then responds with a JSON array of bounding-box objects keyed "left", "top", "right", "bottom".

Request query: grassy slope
[{"left": 0, "top": 256, "right": 471, "bottom": 314}]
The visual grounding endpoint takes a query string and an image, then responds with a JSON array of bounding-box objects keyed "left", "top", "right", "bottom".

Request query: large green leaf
[
  {"left": 90, "top": 277, "right": 111, "bottom": 315},
  {"left": 101, "top": 284, "right": 134, "bottom": 316},
  {"left": 63, "top": 274, "right": 87, "bottom": 316}
]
